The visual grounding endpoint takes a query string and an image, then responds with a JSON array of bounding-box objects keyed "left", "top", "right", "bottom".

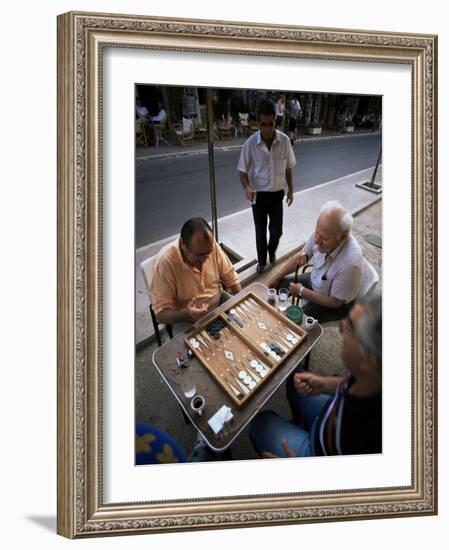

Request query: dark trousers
[
  {"left": 252, "top": 190, "right": 284, "bottom": 266},
  {"left": 278, "top": 272, "right": 353, "bottom": 322}
]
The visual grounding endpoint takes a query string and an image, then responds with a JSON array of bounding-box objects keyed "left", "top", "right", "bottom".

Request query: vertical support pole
[
  {"left": 206, "top": 88, "right": 219, "bottom": 241},
  {"left": 368, "top": 146, "right": 382, "bottom": 188}
]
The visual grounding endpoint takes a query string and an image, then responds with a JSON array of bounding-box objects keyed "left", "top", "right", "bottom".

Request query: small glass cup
[
  {"left": 278, "top": 288, "right": 289, "bottom": 312},
  {"left": 267, "top": 287, "right": 277, "bottom": 306},
  {"left": 190, "top": 394, "right": 205, "bottom": 416},
  {"left": 180, "top": 371, "right": 196, "bottom": 398}
]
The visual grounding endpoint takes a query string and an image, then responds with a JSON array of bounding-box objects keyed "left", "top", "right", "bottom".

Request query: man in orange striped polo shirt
[{"left": 149, "top": 218, "right": 241, "bottom": 330}]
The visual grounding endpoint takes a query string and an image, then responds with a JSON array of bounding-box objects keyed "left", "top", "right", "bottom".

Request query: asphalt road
[{"left": 136, "top": 133, "right": 382, "bottom": 248}]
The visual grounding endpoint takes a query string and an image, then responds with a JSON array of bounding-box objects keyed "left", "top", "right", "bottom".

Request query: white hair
[
  {"left": 320, "top": 200, "right": 353, "bottom": 233},
  {"left": 355, "top": 294, "right": 382, "bottom": 365}
]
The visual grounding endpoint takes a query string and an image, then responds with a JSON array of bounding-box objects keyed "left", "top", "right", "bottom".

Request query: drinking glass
[
  {"left": 278, "top": 288, "right": 289, "bottom": 312},
  {"left": 180, "top": 371, "right": 196, "bottom": 398},
  {"left": 267, "top": 287, "right": 277, "bottom": 306}
]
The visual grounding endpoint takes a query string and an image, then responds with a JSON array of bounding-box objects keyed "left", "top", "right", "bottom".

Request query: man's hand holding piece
[
  {"left": 184, "top": 297, "right": 209, "bottom": 321},
  {"left": 244, "top": 184, "right": 256, "bottom": 202}
]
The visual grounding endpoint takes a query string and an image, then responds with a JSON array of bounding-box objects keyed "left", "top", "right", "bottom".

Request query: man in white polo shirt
[
  {"left": 238, "top": 99, "right": 296, "bottom": 273},
  {"left": 267, "top": 201, "right": 363, "bottom": 321}
]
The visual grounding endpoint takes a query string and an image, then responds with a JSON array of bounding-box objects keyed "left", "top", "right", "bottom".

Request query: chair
[
  {"left": 174, "top": 117, "right": 194, "bottom": 146},
  {"left": 238, "top": 112, "right": 251, "bottom": 137},
  {"left": 355, "top": 257, "right": 379, "bottom": 301},
  {"left": 153, "top": 116, "right": 170, "bottom": 147},
  {"left": 140, "top": 255, "right": 173, "bottom": 347},
  {"left": 193, "top": 118, "right": 208, "bottom": 141},
  {"left": 140, "top": 254, "right": 192, "bottom": 427},
  {"left": 135, "top": 118, "right": 149, "bottom": 147},
  {"left": 217, "top": 115, "right": 234, "bottom": 139},
  {"left": 153, "top": 120, "right": 169, "bottom": 147}
]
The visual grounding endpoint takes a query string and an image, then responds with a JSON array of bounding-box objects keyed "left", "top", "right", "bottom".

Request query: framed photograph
[
  {"left": 57, "top": 11, "right": 437, "bottom": 538},
  {"left": 134, "top": 80, "right": 384, "bottom": 458}
]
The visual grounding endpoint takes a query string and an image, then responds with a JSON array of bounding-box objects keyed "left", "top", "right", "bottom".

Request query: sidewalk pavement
[
  {"left": 136, "top": 142, "right": 383, "bottom": 345},
  {"left": 136, "top": 127, "right": 380, "bottom": 161}
]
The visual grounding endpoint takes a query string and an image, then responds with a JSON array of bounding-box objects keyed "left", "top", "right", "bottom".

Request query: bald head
[
  {"left": 319, "top": 208, "right": 346, "bottom": 233},
  {"left": 314, "top": 202, "right": 352, "bottom": 254}
]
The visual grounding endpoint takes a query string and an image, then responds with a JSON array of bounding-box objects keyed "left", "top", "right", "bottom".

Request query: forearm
[
  {"left": 156, "top": 306, "right": 190, "bottom": 325},
  {"left": 239, "top": 171, "right": 250, "bottom": 189},
  {"left": 271, "top": 252, "right": 307, "bottom": 284},
  {"left": 278, "top": 254, "right": 301, "bottom": 279},
  {"left": 227, "top": 282, "right": 242, "bottom": 294},
  {"left": 285, "top": 168, "right": 293, "bottom": 192},
  {"left": 320, "top": 375, "right": 345, "bottom": 395},
  {"left": 300, "top": 286, "right": 344, "bottom": 309}
]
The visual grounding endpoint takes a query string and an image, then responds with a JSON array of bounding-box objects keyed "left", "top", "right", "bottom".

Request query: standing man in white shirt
[{"left": 237, "top": 99, "right": 296, "bottom": 273}]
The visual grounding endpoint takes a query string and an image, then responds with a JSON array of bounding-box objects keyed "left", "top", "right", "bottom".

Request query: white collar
[
  {"left": 327, "top": 236, "right": 349, "bottom": 260},
  {"left": 256, "top": 129, "right": 280, "bottom": 146}
]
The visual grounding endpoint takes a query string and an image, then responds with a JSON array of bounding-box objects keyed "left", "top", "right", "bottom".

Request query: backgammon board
[{"left": 184, "top": 291, "right": 307, "bottom": 406}]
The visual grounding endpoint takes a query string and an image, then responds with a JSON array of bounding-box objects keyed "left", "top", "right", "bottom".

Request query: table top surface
[{"left": 152, "top": 282, "right": 323, "bottom": 452}]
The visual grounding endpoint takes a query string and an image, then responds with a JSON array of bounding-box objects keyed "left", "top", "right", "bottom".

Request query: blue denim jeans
[{"left": 249, "top": 374, "right": 329, "bottom": 458}]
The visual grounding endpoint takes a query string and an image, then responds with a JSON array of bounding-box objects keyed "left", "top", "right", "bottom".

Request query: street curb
[{"left": 136, "top": 131, "right": 380, "bottom": 162}]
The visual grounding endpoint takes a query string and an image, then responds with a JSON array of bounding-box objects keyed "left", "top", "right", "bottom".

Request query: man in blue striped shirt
[{"left": 249, "top": 295, "right": 382, "bottom": 458}]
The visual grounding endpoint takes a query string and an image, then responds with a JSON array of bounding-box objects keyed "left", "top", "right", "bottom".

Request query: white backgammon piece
[
  {"left": 250, "top": 359, "right": 258, "bottom": 368},
  {"left": 292, "top": 337, "right": 299, "bottom": 345},
  {"left": 238, "top": 370, "right": 246, "bottom": 379},
  {"left": 286, "top": 334, "right": 293, "bottom": 342},
  {"left": 248, "top": 381, "right": 256, "bottom": 390},
  {"left": 255, "top": 364, "right": 263, "bottom": 373},
  {"left": 244, "top": 376, "right": 252, "bottom": 385},
  {"left": 260, "top": 369, "right": 268, "bottom": 377}
]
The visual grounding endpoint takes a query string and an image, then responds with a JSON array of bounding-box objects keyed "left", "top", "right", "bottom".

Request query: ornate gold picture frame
[{"left": 57, "top": 11, "right": 437, "bottom": 538}]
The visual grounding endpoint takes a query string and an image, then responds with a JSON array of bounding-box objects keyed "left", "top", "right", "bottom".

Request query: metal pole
[
  {"left": 368, "top": 146, "right": 382, "bottom": 187},
  {"left": 206, "top": 88, "right": 219, "bottom": 241}
]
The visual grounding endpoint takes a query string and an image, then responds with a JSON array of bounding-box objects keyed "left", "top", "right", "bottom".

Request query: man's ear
[
  {"left": 361, "top": 352, "right": 380, "bottom": 376},
  {"left": 179, "top": 238, "right": 187, "bottom": 254}
]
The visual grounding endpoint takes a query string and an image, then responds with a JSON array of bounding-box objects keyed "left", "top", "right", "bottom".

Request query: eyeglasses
[{"left": 184, "top": 243, "right": 212, "bottom": 260}]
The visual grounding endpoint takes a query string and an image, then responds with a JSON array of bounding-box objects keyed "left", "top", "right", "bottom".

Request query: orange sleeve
[{"left": 215, "top": 243, "right": 240, "bottom": 289}]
